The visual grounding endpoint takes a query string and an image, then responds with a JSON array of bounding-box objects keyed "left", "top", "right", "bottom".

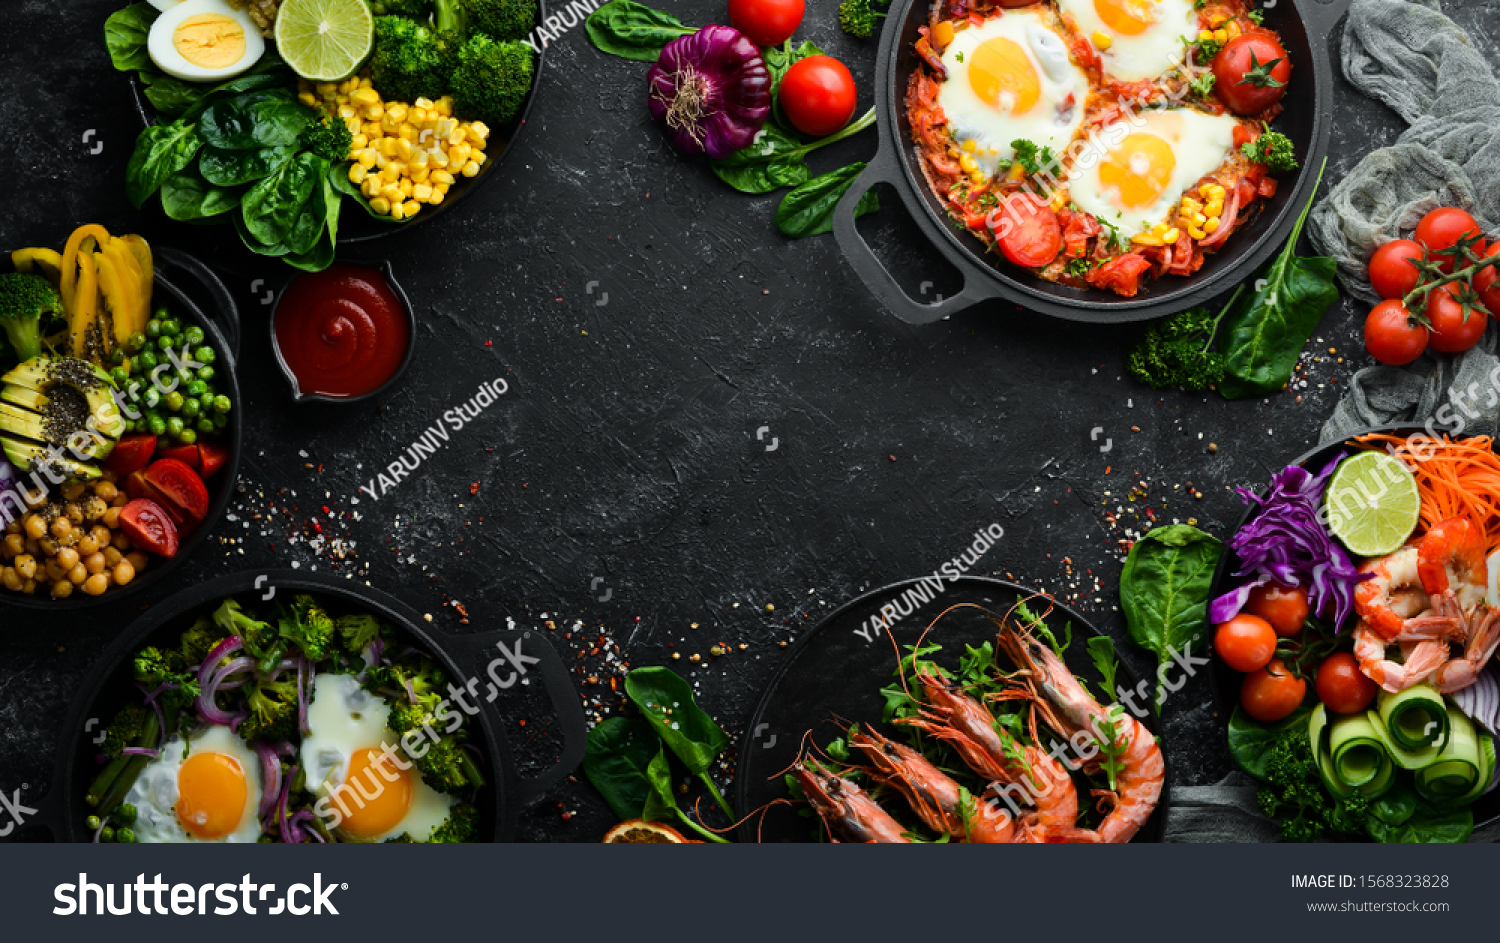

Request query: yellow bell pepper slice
[
  {"left": 60, "top": 224, "right": 111, "bottom": 316},
  {"left": 11, "top": 248, "right": 65, "bottom": 289},
  {"left": 115, "top": 234, "right": 154, "bottom": 332},
  {"left": 103, "top": 240, "right": 145, "bottom": 343},
  {"left": 93, "top": 250, "right": 136, "bottom": 354},
  {"left": 69, "top": 253, "right": 101, "bottom": 360}
]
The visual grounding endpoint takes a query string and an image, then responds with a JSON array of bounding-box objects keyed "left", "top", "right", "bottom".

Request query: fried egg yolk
[
  {"left": 1097, "top": 132, "right": 1176, "bottom": 208},
  {"left": 1095, "top": 0, "right": 1156, "bottom": 36},
  {"left": 969, "top": 37, "right": 1041, "bottom": 115},
  {"left": 176, "top": 751, "right": 249, "bottom": 840},
  {"left": 339, "top": 748, "right": 416, "bottom": 839}
]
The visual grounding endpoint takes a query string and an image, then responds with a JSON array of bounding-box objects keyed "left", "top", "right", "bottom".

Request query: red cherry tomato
[
  {"left": 1426, "top": 283, "right": 1487, "bottom": 354},
  {"left": 1315, "top": 652, "right": 1378, "bottom": 715},
  {"left": 727, "top": 0, "right": 805, "bottom": 47},
  {"left": 1472, "top": 243, "right": 1500, "bottom": 316},
  {"left": 1241, "top": 658, "right": 1307, "bottom": 722},
  {"left": 1214, "top": 614, "right": 1278, "bottom": 672},
  {"left": 143, "top": 458, "right": 209, "bottom": 522},
  {"left": 104, "top": 434, "right": 157, "bottom": 476},
  {"left": 779, "top": 55, "right": 857, "bottom": 137},
  {"left": 1414, "top": 206, "right": 1482, "bottom": 274},
  {"left": 992, "top": 193, "right": 1063, "bottom": 268},
  {"left": 1367, "top": 239, "right": 1424, "bottom": 300},
  {"left": 198, "top": 440, "right": 230, "bottom": 479},
  {"left": 158, "top": 444, "right": 203, "bottom": 473},
  {"left": 1245, "top": 583, "right": 1310, "bottom": 637},
  {"left": 1212, "top": 33, "right": 1291, "bottom": 115},
  {"left": 120, "top": 498, "right": 180, "bottom": 559},
  {"left": 1364, "top": 299, "right": 1429, "bottom": 366}
]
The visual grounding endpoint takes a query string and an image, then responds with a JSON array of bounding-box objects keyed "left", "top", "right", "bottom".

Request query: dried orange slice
[{"left": 602, "top": 819, "right": 688, "bottom": 843}]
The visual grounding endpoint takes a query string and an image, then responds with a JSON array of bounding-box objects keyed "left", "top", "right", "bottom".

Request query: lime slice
[
  {"left": 274, "top": 0, "right": 374, "bottom": 82},
  {"left": 1324, "top": 451, "right": 1422, "bottom": 557}
]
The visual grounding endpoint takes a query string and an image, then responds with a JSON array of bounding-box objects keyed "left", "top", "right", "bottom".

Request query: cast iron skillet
[
  {"left": 737, "top": 576, "right": 1168, "bottom": 841},
  {"left": 1207, "top": 425, "right": 1500, "bottom": 835},
  {"left": 8, "top": 570, "right": 587, "bottom": 842},
  {"left": 124, "top": 0, "right": 548, "bottom": 244},
  {"left": 0, "top": 246, "right": 243, "bottom": 611},
  {"left": 834, "top": 0, "right": 1353, "bottom": 325}
]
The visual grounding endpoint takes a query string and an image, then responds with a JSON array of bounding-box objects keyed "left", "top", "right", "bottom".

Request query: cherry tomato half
[
  {"left": 727, "top": 0, "right": 805, "bottom": 48},
  {"left": 1426, "top": 283, "right": 1487, "bottom": 354},
  {"left": 1241, "top": 658, "right": 1307, "bottom": 722},
  {"left": 120, "top": 498, "right": 180, "bottom": 559},
  {"left": 1472, "top": 243, "right": 1500, "bottom": 316},
  {"left": 143, "top": 457, "right": 209, "bottom": 522},
  {"left": 779, "top": 55, "right": 857, "bottom": 137},
  {"left": 1368, "top": 239, "right": 1424, "bottom": 300},
  {"left": 1414, "top": 206, "right": 1482, "bottom": 274},
  {"left": 1315, "top": 652, "right": 1378, "bottom": 715},
  {"left": 198, "top": 439, "right": 230, "bottom": 479},
  {"left": 1245, "top": 583, "right": 1310, "bottom": 637},
  {"left": 992, "top": 193, "right": 1063, "bottom": 268},
  {"left": 1215, "top": 614, "right": 1278, "bottom": 673},
  {"left": 1212, "top": 33, "right": 1291, "bottom": 115},
  {"left": 1364, "top": 299, "right": 1429, "bottom": 366},
  {"left": 103, "top": 434, "right": 157, "bottom": 476}
]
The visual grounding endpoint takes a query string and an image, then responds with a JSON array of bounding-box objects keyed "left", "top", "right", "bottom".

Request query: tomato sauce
[{"left": 273, "top": 264, "right": 410, "bottom": 399}]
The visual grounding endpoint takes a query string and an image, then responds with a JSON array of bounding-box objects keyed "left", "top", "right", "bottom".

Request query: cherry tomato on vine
[
  {"left": 1368, "top": 239, "right": 1424, "bottom": 300},
  {"left": 1472, "top": 243, "right": 1500, "bottom": 316},
  {"left": 1241, "top": 658, "right": 1306, "bottom": 722},
  {"left": 1426, "top": 283, "right": 1487, "bottom": 354},
  {"left": 1215, "top": 614, "right": 1278, "bottom": 673},
  {"left": 727, "top": 0, "right": 805, "bottom": 48},
  {"left": 1364, "top": 299, "right": 1429, "bottom": 366},
  {"left": 1315, "top": 652, "right": 1377, "bottom": 715},
  {"left": 1415, "top": 206, "right": 1482, "bottom": 274},
  {"left": 779, "top": 55, "right": 857, "bottom": 137},
  {"left": 1212, "top": 33, "right": 1291, "bottom": 115},
  {"left": 1245, "top": 583, "right": 1310, "bottom": 637}
]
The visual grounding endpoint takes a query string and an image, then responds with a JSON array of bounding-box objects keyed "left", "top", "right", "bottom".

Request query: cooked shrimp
[
  {"left": 851, "top": 727, "right": 1015, "bottom": 842},
  {"left": 1417, "top": 518, "right": 1489, "bottom": 615},
  {"left": 791, "top": 761, "right": 910, "bottom": 843},
  {"left": 1353, "top": 620, "right": 1449, "bottom": 692},
  {"left": 1355, "top": 545, "right": 1432, "bottom": 639},
  {"left": 996, "top": 623, "right": 1163, "bottom": 843},
  {"left": 1432, "top": 608, "right": 1500, "bottom": 693}
]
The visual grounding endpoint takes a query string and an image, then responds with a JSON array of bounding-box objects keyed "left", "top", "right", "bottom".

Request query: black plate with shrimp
[{"left": 737, "top": 577, "right": 1167, "bottom": 842}]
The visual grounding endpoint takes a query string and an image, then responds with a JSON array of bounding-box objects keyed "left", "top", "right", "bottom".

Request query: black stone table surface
[{"left": 0, "top": 0, "right": 1464, "bottom": 841}]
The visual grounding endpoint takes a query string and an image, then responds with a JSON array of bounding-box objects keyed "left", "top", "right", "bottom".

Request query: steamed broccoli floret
[
  {"left": 370, "top": 16, "right": 451, "bottom": 104},
  {"left": 133, "top": 645, "right": 189, "bottom": 689},
  {"left": 1242, "top": 126, "right": 1299, "bottom": 172},
  {"left": 370, "top": 0, "right": 433, "bottom": 15},
  {"left": 178, "top": 617, "right": 229, "bottom": 671},
  {"left": 0, "top": 272, "right": 62, "bottom": 363},
  {"left": 278, "top": 594, "right": 336, "bottom": 662},
  {"left": 1126, "top": 306, "right": 1227, "bottom": 392},
  {"left": 99, "top": 704, "right": 151, "bottom": 759},
  {"left": 301, "top": 116, "right": 354, "bottom": 163},
  {"left": 1257, "top": 725, "right": 1369, "bottom": 842},
  {"left": 838, "top": 0, "right": 887, "bottom": 39},
  {"left": 460, "top": 0, "right": 536, "bottom": 41},
  {"left": 379, "top": 659, "right": 486, "bottom": 794},
  {"left": 430, "top": 802, "right": 478, "bottom": 842},
  {"left": 451, "top": 33, "right": 532, "bottom": 127},
  {"left": 337, "top": 613, "right": 388, "bottom": 656},
  {"left": 215, "top": 598, "right": 280, "bottom": 662},
  {"left": 240, "top": 678, "right": 300, "bottom": 744}
]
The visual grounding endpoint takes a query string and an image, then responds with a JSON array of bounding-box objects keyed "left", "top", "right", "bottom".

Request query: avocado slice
[
  {"left": 1, "top": 436, "right": 102, "bottom": 482},
  {"left": 0, "top": 357, "right": 123, "bottom": 481}
]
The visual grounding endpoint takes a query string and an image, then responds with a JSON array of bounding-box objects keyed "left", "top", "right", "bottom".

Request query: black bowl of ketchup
[{"left": 270, "top": 261, "right": 414, "bottom": 403}]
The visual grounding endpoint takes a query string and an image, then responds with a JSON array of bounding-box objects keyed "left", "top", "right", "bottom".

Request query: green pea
[
  {"left": 186, "top": 380, "right": 207, "bottom": 398},
  {"left": 86, "top": 815, "right": 102, "bottom": 831},
  {"left": 197, "top": 418, "right": 215, "bottom": 434},
  {"left": 165, "top": 391, "right": 184, "bottom": 412},
  {"left": 159, "top": 318, "right": 180, "bottom": 336},
  {"left": 198, "top": 365, "right": 216, "bottom": 382},
  {"left": 147, "top": 414, "right": 166, "bottom": 437},
  {"left": 158, "top": 334, "right": 177, "bottom": 351},
  {"left": 179, "top": 428, "right": 198, "bottom": 446},
  {"left": 145, "top": 319, "right": 162, "bottom": 340},
  {"left": 154, "top": 306, "right": 169, "bottom": 320},
  {"left": 157, "top": 435, "right": 172, "bottom": 451},
  {"left": 198, "top": 393, "right": 216, "bottom": 413},
  {"left": 212, "top": 413, "right": 228, "bottom": 430},
  {"left": 195, "top": 346, "right": 217, "bottom": 366},
  {"left": 109, "top": 367, "right": 128, "bottom": 388},
  {"left": 184, "top": 325, "right": 205, "bottom": 347},
  {"left": 213, "top": 395, "right": 232, "bottom": 414},
  {"left": 166, "top": 417, "right": 185, "bottom": 439},
  {"left": 143, "top": 387, "right": 161, "bottom": 409},
  {"left": 116, "top": 804, "right": 137, "bottom": 824},
  {"left": 127, "top": 331, "right": 147, "bottom": 353},
  {"left": 138, "top": 350, "right": 158, "bottom": 371},
  {"left": 116, "top": 828, "right": 136, "bottom": 844},
  {"left": 108, "top": 347, "right": 125, "bottom": 366},
  {"left": 100, "top": 827, "right": 115, "bottom": 843},
  {"left": 181, "top": 398, "right": 200, "bottom": 419}
]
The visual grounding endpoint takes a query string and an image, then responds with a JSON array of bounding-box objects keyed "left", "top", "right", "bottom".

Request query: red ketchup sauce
[{"left": 273, "top": 264, "right": 409, "bottom": 399}]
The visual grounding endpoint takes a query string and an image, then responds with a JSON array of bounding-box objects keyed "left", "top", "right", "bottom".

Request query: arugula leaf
[
  {"left": 104, "top": 3, "right": 157, "bottom": 72},
  {"left": 125, "top": 119, "right": 202, "bottom": 208},
  {"left": 1119, "top": 523, "right": 1223, "bottom": 710},
  {"left": 1086, "top": 635, "right": 1120, "bottom": 704},
  {"left": 1218, "top": 159, "right": 1338, "bottom": 399},
  {"left": 584, "top": 0, "right": 695, "bottom": 62},
  {"left": 625, "top": 666, "right": 734, "bottom": 818},
  {"left": 776, "top": 163, "right": 879, "bottom": 238}
]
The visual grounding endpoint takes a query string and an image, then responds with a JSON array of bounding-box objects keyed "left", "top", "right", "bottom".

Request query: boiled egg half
[{"left": 148, "top": 0, "right": 265, "bottom": 83}]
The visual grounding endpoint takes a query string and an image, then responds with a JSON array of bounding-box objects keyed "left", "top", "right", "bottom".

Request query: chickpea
[
  {"left": 23, "top": 515, "right": 46, "bottom": 539},
  {"left": 81, "top": 496, "right": 107, "bottom": 521},
  {"left": 61, "top": 483, "right": 86, "bottom": 501},
  {"left": 82, "top": 573, "right": 110, "bottom": 596},
  {"left": 14, "top": 555, "right": 36, "bottom": 580},
  {"left": 50, "top": 517, "right": 72, "bottom": 540},
  {"left": 113, "top": 559, "right": 136, "bottom": 586},
  {"left": 55, "top": 547, "right": 80, "bottom": 571},
  {"left": 20, "top": 578, "right": 35, "bottom": 595},
  {"left": 94, "top": 481, "right": 119, "bottom": 501},
  {"left": 91, "top": 524, "right": 111, "bottom": 545},
  {"left": 111, "top": 492, "right": 129, "bottom": 508},
  {"left": 112, "top": 530, "right": 130, "bottom": 551},
  {"left": 102, "top": 547, "right": 123, "bottom": 567},
  {"left": 85, "top": 552, "right": 107, "bottom": 575},
  {"left": 35, "top": 537, "right": 54, "bottom": 557},
  {"left": 44, "top": 557, "right": 69, "bottom": 583},
  {"left": 1, "top": 568, "right": 20, "bottom": 591},
  {"left": 125, "top": 551, "right": 148, "bottom": 573},
  {"left": 76, "top": 535, "right": 99, "bottom": 556},
  {"left": 64, "top": 503, "right": 85, "bottom": 525},
  {"left": 103, "top": 507, "right": 121, "bottom": 528},
  {"left": 4, "top": 520, "right": 18, "bottom": 534},
  {"left": 2, "top": 534, "right": 23, "bottom": 557},
  {"left": 68, "top": 563, "right": 88, "bottom": 585},
  {"left": 51, "top": 579, "right": 72, "bottom": 599}
]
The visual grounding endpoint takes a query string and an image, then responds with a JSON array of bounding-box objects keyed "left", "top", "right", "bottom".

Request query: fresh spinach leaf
[
  {"left": 709, "top": 126, "right": 811, "bottom": 194},
  {"left": 624, "top": 666, "right": 734, "bottom": 817},
  {"left": 161, "top": 166, "right": 242, "bottom": 220},
  {"left": 200, "top": 145, "right": 295, "bottom": 187},
  {"left": 104, "top": 3, "right": 157, "bottom": 72},
  {"left": 584, "top": 0, "right": 695, "bottom": 62},
  {"left": 582, "top": 716, "right": 660, "bottom": 820},
  {"left": 183, "top": 71, "right": 295, "bottom": 121},
  {"left": 1226, "top": 703, "right": 1311, "bottom": 780},
  {"left": 1118, "top": 523, "right": 1223, "bottom": 710},
  {"left": 765, "top": 40, "right": 825, "bottom": 130},
  {"left": 242, "top": 152, "right": 325, "bottom": 255},
  {"left": 330, "top": 167, "right": 403, "bottom": 223},
  {"left": 1218, "top": 159, "right": 1339, "bottom": 399},
  {"left": 776, "top": 163, "right": 879, "bottom": 238},
  {"left": 125, "top": 119, "right": 202, "bottom": 208},
  {"left": 1365, "top": 797, "right": 1473, "bottom": 843},
  {"left": 282, "top": 167, "right": 341, "bottom": 272},
  {"left": 200, "top": 91, "right": 313, "bottom": 150},
  {"left": 1367, "top": 780, "right": 1418, "bottom": 828},
  {"left": 232, "top": 212, "right": 290, "bottom": 257},
  {"left": 141, "top": 73, "right": 204, "bottom": 118}
]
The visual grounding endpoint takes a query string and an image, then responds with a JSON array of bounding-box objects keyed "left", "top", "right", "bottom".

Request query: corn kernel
[
  {"left": 411, "top": 167, "right": 430, "bottom": 184},
  {"left": 1163, "top": 227, "right": 1181, "bottom": 243},
  {"left": 369, "top": 196, "right": 391, "bottom": 215},
  {"left": 959, "top": 153, "right": 979, "bottom": 173},
  {"left": 351, "top": 133, "right": 368, "bottom": 151},
  {"left": 428, "top": 188, "right": 445, "bottom": 205},
  {"left": 461, "top": 160, "right": 480, "bottom": 177},
  {"left": 468, "top": 134, "right": 486, "bottom": 151},
  {"left": 388, "top": 201, "right": 405, "bottom": 221},
  {"left": 380, "top": 183, "right": 403, "bottom": 204},
  {"left": 380, "top": 113, "right": 401, "bottom": 133},
  {"left": 402, "top": 200, "right": 421, "bottom": 218},
  {"left": 316, "top": 81, "right": 337, "bottom": 97},
  {"left": 448, "top": 143, "right": 471, "bottom": 166},
  {"left": 1189, "top": 227, "right": 1206, "bottom": 240},
  {"left": 414, "top": 97, "right": 435, "bottom": 110},
  {"left": 434, "top": 97, "right": 453, "bottom": 117},
  {"left": 362, "top": 121, "right": 382, "bottom": 139},
  {"left": 379, "top": 165, "right": 399, "bottom": 184},
  {"left": 1050, "top": 192, "right": 1066, "bottom": 211},
  {"left": 365, "top": 105, "right": 385, "bottom": 122},
  {"left": 1131, "top": 233, "right": 1165, "bottom": 247},
  {"left": 409, "top": 107, "right": 428, "bottom": 126},
  {"left": 969, "top": 172, "right": 985, "bottom": 186},
  {"left": 348, "top": 164, "right": 368, "bottom": 184},
  {"left": 1205, "top": 201, "right": 1223, "bottom": 218},
  {"left": 429, "top": 148, "right": 449, "bottom": 168},
  {"left": 1226, "top": 21, "right": 1242, "bottom": 39},
  {"left": 1213, "top": 28, "right": 1228, "bottom": 43},
  {"left": 431, "top": 170, "right": 455, "bottom": 187},
  {"left": 1203, "top": 218, "right": 1220, "bottom": 234},
  {"left": 394, "top": 138, "right": 414, "bottom": 161},
  {"left": 352, "top": 88, "right": 381, "bottom": 106},
  {"left": 357, "top": 148, "right": 378, "bottom": 168},
  {"left": 1194, "top": 212, "right": 1207, "bottom": 225},
  {"left": 961, "top": 139, "right": 977, "bottom": 153},
  {"left": 337, "top": 104, "right": 357, "bottom": 120},
  {"left": 360, "top": 177, "right": 381, "bottom": 199},
  {"left": 1197, "top": 183, "right": 1216, "bottom": 198},
  {"left": 411, "top": 183, "right": 433, "bottom": 202},
  {"left": 1007, "top": 163, "right": 1026, "bottom": 182},
  {"left": 374, "top": 153, "right": 389, "bottom": 170},
  {"left": 469, "top": 121, "right": 490, "bottom": 139},
  {"left": 298, "top": 91, "right": 319, "bottom": 108},
  {"left": 1198, "top": 29, "right": 1214, "bottom": 41},
  {"left": 1092, "top": 30, "right": 1112, "bottom": 50},
  {"left": 398, "top": 125, "right": 418, "bottom": 143},
  {"left": 359, "top": 76, "right": 374, "bottom": 90}
]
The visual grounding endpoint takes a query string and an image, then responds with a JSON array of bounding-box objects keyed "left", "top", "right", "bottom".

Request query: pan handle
[
  {"left": 154, "top": 246, "right": 242, "bottom": 363},
  {"left": 833, "top": 142, "right": 1000, "bottom": 325},
  {"left": 1297, "top": 0, "right": 1353, "bottom": 42},
  {"left": 456, "top": 629, "right": 588, "bottom": 808}
]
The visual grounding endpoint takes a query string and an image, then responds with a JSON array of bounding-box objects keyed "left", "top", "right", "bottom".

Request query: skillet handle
[
  {"left": 154, "top": 246, "right": 242, "bottom": 363},
  {"left": 833, "top": 142, "right": 999, "bottom": 325},
  {"left": 461, "top": 629, "right": 588, "bottom": 808}
]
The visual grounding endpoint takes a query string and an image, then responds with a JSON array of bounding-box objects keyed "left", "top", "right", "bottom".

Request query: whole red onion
[{"left": 647, "top": 25, "right": 771, "bottom": 158}]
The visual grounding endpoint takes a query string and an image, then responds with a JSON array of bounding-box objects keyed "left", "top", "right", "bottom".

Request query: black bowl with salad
[
  {"left": 0, "top": 231, "right": 241, "bottom": 609},
  {"left": 1208, "top": 425, "right": 1500, "bottom": 842},
  {"left": 7, "top": 571, "right": 586, "bottom": 843}
]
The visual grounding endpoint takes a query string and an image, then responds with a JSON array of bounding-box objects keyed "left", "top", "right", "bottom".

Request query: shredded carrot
[{"left": 1353, "top": 433, "right": 1500, "bottom": 554}]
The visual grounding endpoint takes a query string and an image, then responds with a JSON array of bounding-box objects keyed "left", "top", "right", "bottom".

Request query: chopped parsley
[
  {"left": 999, "top": 138, "right": 1059, "bottom": 178},
  {"left": 1065, "top": 257, "right": 1095, "bottom": 278}
]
